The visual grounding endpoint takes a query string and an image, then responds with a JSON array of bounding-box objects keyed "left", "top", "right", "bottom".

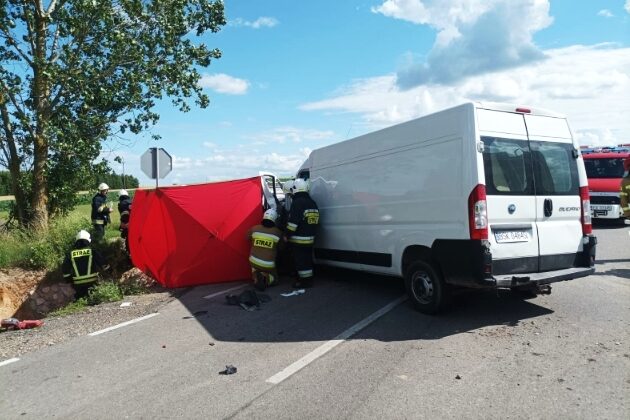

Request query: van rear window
[
  {"left": 481, "top": 137, "right": 579, "bottom": 196},
  {"left": 530, "top": 141, "right": 579, "bottom": 195},
  {"left": 482, "top": 137, "right": 533, "bottom": 195}
]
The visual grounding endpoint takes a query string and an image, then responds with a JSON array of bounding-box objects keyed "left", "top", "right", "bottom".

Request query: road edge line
[
  {"left": 0, "top": 357, "right": 20, "bottom": 367},
  {"left": 88, "top": 313, "right": 159, "bottom": 336},
  {"left": 266, "top": 295, "right": 407, "bottom": 385}
]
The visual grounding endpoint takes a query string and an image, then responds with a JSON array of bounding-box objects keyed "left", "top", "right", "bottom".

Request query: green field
[{"left": 0, "top": 203, "right": 124, "bottom": 270}]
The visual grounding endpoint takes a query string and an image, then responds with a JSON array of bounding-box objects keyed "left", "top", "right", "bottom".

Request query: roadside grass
[
  {"left": 49, "top": 279, "right": 150, "bottom": 317},
  {"left": 0, "top": 203, "right": 123, "bottom": 270}
]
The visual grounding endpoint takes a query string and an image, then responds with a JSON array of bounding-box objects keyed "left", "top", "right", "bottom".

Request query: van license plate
[
  {"left": 591, "top": 205, "right": 612, "bottom": 211},
  {"left": 494, "top": 231, "right": 530, "bottom": 243}
]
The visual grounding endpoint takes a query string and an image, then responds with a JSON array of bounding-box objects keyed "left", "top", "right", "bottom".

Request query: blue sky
[{"left": 102, "top": 0, "right": 630, "bottom": 186}]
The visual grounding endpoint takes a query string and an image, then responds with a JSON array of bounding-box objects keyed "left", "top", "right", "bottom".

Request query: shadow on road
[
  {"left": 175, "top": 266, "right": 554, "bottom": 344},
  {"left": 593, "top": 219, "right": 629, "bottom": 230}
]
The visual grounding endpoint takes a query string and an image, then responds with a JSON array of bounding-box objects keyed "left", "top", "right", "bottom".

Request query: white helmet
[
  {"left": 282, "top": 180, "right": 295, "bottom": 194},
  {"left": 293, "top": 178, "right": 309, "bottom": 193},
  {"left": 76, "top": 229, "right": 91, "bottom": 243},
  {"left": 263, "top": 208, "right": 278, "bottom": 223},
  {"left": 98, "top": 182, "right": 109, "bottom": 191},
  {"left": 118, "top": 189, "right": 129, "bottom": 197}
]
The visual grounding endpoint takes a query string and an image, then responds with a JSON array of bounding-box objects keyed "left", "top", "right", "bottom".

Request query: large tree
[{"left": 0, "top": 0, "right": 225, "bottom": 229}]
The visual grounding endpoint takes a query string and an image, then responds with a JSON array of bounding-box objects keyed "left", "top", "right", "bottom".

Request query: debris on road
[
  {"left": 281, "top": 289, "right": 305, "bottom": 297},
  {"left": 120, "top": 302, "right": 132, "bottom": 307},
  {"left": 219, "top": 365, "right": 237, "bottom": 375},
  {"left": 1, "top": 318, "right": 44, "bottom": 330},
  {"left": 455, "top": 374, "right": 462, "bottom": 380},
  {"left": 225, "top": 290, "right": 270, "bottom": 311}
]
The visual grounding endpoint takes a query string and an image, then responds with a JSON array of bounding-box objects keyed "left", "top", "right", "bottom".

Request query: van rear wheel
[{"left": 404, "top": 260, "right": 447, "bottom": 314}]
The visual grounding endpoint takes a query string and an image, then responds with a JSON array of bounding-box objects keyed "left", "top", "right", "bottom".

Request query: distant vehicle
[
  {"left": 582, "top": 150, "right": 630, "bottom": 220},
  {"left": 297, "top": 102, "right": 596, "bottom": 314}
]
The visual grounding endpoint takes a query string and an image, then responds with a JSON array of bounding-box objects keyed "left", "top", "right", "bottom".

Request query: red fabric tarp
[{"left": 129, "top": 177, "right": 262, "bottom": 288}]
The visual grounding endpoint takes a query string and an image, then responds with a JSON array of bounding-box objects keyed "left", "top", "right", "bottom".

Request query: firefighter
[
  {"left": 285, "top": 178, "right": 319, "bottom": 288},
  {"left": 621, "top": 157, "right": 630, "bottom": 218},
  {"left": 247, "top": 208, "right": 283, "bottom": 291},
  {"left": 62, "top": 230, "right": 106, "bottom": 299},
  {"left": 91, "top": 183, "right": 113, "bottom": 241},
  {"left": 118, "top": 189, "right": 132, "bottom": 252}
]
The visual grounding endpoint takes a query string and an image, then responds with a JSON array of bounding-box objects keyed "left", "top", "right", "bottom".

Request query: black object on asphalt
[
  {"left": 225, "top": 290, "right": 271, "bottom": 311},
  {"left": 219, "top": 365, "right": 237, "bottom": 375}
]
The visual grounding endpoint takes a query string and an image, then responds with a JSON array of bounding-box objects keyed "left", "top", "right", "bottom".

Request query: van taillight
[
  {"left": 580, "top": 186, "right": 592, "bottom": 235},
  {"left": 468, "top": 184, "right": 488, "bottom": 240}
]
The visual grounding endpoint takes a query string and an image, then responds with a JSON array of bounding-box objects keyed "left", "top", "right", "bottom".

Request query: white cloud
[
  {"left": 202, "top": 141, "right": 217, "bottom": 149},
  {"left": 372, "top": 0, "right": 552, "bottom": 87},
  {"left": 300, "top": 44, "right": 630, "bottom": 147},
  {"left": 231, "top": 17, "right": 279, "bottom": 29},
  {"left": 246, "top": 127, "right": 336, "bottom": 145},
  {"left": 597, "top": 9, "right": 614, "bottom": 18},
  {"left": 170, "top": 147, "right": 312, "bottom": 183},
  {"left": 199, "top": 73, "right": 250, "bottom": 95},
  {"left": 626, "top": 0, "right": 630, "bottom": 14}
]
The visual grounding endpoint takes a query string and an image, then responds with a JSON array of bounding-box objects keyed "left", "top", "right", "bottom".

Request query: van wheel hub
[{"left": 411, "top": 271, "right": 434, "bottom": 304}]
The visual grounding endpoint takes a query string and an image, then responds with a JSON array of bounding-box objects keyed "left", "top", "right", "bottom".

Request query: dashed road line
[
  {"left": 0, "top": 357, "right": 20, "bottom": 367},
  {"left": 266, "top": 295, "right": 407, "bottom": 384},
  {"left": 88, "top": 313, "right": 159, "bottom": 336},
  {"left": 203, "top": 283, "right": 248, "bottom": 300}
]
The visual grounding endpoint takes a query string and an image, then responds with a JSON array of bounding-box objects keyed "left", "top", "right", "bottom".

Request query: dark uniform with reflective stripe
[
  {"left": 118, "top": 195, "right": 132, "bottom": 251},
  {"left": 62, "top": 242, "right": 105, "bottom": 298},
  {"left": 248, "top": 224, "right": 283, "bottom": 286},
  {"left": 91, "top": 193, "right": 111, "bottom": 241},
  {"left": 286, "top": 192, "right": 319, "bottom": 286}
]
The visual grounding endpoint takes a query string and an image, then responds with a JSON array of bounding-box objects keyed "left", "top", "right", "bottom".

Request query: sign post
[{"left": 141, "top": 147, "right": 173, "bottom": 188}]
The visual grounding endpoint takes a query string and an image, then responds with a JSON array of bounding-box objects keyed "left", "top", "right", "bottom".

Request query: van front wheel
[{"left": 404, "top": 260, "right": 447, "bottom": 314}]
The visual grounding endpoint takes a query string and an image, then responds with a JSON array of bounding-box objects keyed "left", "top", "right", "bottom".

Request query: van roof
[{"left": 472, "top": 101, "right": 566, "bottom": 118}]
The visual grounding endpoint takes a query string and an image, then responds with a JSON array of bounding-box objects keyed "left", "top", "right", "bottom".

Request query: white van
[{"left": 296, "top": 102, "right": 596, "bottom": 314}]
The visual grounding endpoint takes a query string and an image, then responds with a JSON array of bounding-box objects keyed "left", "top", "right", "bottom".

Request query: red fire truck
[{"left": 582, "top": 148, "right": 630, "bottom": 220}]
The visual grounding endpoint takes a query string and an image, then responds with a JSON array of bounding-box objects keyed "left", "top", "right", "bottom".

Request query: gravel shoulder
[{"left": 0, "top": 290, "right": 178, "bottom": 359}]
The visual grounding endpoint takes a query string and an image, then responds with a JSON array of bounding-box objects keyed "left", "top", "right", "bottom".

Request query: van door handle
[{"left": 544, "top": 198, "right": 553, "bottom": 217}]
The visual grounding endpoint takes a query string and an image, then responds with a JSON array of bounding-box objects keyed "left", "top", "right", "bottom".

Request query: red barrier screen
[{"left": 129, "top": 177, "right": 262, "bottom": 287}]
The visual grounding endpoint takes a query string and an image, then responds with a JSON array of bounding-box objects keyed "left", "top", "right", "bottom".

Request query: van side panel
[{"left": 309, "top": 104, "right": 478, "bottom": 276}]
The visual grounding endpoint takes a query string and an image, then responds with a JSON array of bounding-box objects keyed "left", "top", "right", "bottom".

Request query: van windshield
[
  {"left": 482, "top": 137, "right": 579, "bottom": 196},
  {"left": 584, "top": 157, "right": 626, "bottom": 178}
]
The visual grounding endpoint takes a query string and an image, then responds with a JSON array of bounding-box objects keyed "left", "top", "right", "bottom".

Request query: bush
[
  {"left": 87, "top": 282, "right": 123, "bottom": 305},
  {"left": 49, "top": 298, "right": 88, "bottom": 317},
  {"left": 24, "top": 214, "right": 91, "bottom": 270}
]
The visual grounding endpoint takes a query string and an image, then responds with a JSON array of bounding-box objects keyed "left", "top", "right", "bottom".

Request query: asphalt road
[{"left": 1, "top": 222, "right": 629, "bottom": 419}]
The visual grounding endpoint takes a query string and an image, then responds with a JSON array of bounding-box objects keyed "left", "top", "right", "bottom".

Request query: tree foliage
[{"left": 0, "top": 0, "right": 225, "bottom": 228}]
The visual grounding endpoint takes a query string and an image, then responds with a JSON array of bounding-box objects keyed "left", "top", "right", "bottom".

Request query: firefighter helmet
[
  {"left": 282, "top": 180, "right": 295, "bottom": 194},
  {"left": 98, "top": 183, "right": 109, "bottom": 191},
  {"left": 76, "top": 229, "right": 91, "bottom": 243},
  {"left": 119, "top": 189, "right": 129, "bottom": 197},
  {"left": 293, "top": 178, "right": 309, "bottom": 193},
  {"left": 263, "top": 208, "right": 278, "bottom": 223}
]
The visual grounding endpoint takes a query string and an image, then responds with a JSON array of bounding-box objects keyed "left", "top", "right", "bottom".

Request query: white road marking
[
  {"left": 88, "top": 313, "right": 159, "bottom": 336},
  {"left": 203, "top": 283, "right": 248, "bottom": 299},
  {"left": 0, "top": 357, "right": 20, "bottom": 367},
  {"left": 266, "top": 295, "right": 407, "bottom": 385}
]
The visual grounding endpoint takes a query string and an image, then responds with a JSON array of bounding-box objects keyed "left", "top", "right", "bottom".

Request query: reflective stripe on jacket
[
  {"left": 248, "top": 225, "right": 282, "bottom": 271},
  {"left": 69, "top": 248, "right": 98, "bottom": 285}
]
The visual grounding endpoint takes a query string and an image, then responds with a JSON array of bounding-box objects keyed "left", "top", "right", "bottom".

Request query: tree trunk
[
  {"left": 0, "top": 100, "right": 27, "bottom": 224},
  {"left": 29, "top": 2, "right": 50, "bottom": 230}
]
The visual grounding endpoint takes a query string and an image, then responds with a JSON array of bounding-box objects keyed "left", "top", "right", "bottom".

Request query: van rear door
[
  {"left": 524, "top": 115, "right": 582, "bottom": 270},
  {"left": 478, "top": 109, "right": 584, "bottom": 274},
  {"left": 477, "top": 109, "right": 539, "bottom": 273}
]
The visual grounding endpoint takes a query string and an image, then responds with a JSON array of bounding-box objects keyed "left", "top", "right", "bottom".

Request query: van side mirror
[{"left": 572, "top": 149, "right": 580, "bottom": 159}]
